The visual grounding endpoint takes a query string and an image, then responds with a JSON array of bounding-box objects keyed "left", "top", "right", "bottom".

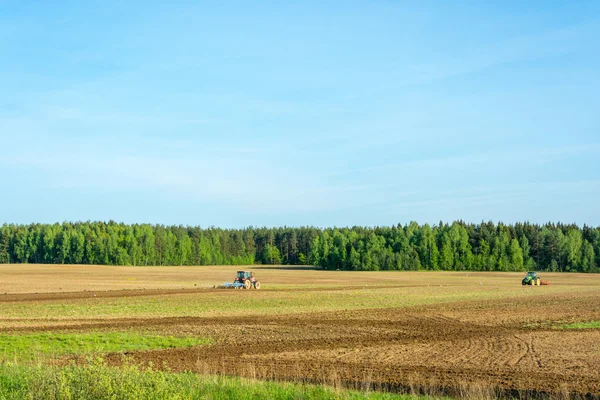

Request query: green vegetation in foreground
[
  {"left": 0, "top": 332, "right": 210, "bottom": 362},
  {"left": 0, "top": 360, "right": 443, "bottom": 400},
  {"left": 558, "top": 320, "right": 600, "bottom": 329}
]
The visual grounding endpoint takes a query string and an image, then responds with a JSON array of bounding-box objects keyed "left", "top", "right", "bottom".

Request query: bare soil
[
  {"left": 1, "top": 265, "right": 599, "bottom": 397},
  {"left": 94, "top": 293, "right": 599, "bottom": 397}
]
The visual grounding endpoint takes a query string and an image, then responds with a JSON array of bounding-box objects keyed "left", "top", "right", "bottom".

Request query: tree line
[{"left": 0, "top": 221, "right": 598, "bottom": 272}]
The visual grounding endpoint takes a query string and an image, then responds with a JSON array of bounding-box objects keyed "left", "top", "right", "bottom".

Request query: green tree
[
  {"left": 177, "top": 233, "right": 192, "bottom": 266},
  {"left": 13, "top": 229, "right": 30, "bottom": 263},
  {"left": 476, "top": 239, "right": 490, "bottom": 271},
  {"left": 439, "top": 234, "right": 453, "bottom": 270},
  {"left": 417, "top": 225, "right": 439, "bottom": 270},
  {"left": 561, "top": 229, "right": 582, "bottom": 271},
  {"left": 309, "top": 236, "right": 321, "bottom": 267},
  {"left": 520, "top": 235, "right": 534, "bottom": 269},
  {"left": 42, "top": 225, "right": 57, "bottom": 264},
  {"left": 348, "top": 247, "right": 361, "bottom": 270},
  {"left": 580, "top": 241, "right": 595, "bottom": 272},
  {"left": 262, "top": 244, "right": 282, "bottom": 265},
  {"left": 70, "top": 230, "right": 85, "bottom": 264},
  {"left": 508, "top": 239, "right": 524, "bottom": 271},
  {"left": 0, "top": 221, "right": 598, "bottom": 274},
  {"left": 298, "top": 252, "right": 307, "bottom": 264},
  {"left": 0, "top": 226, "right": 11, "bottom": 263},
  {"left": 404, "top": 247, "right": 421, "bottom": 271}
]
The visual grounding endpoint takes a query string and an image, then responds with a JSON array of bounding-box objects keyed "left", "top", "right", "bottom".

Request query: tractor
[
  {"left": 217, "top": 271, "right": 261, "bottom": 289},
  {"left": 234, "top": 271, "right": 260, "bottom": 289},
  {"left": 522, "top": 271, "right": 549, "bottom": 286},
  {"left": 522, "top": 271, "right": 540, "bottom": 285}
]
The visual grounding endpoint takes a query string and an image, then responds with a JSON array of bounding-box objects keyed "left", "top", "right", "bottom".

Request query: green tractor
[{"left": 522, "top": 271, "right": 541, "bottom": 286}]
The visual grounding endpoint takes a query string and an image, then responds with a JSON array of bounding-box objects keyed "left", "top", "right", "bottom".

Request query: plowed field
[{"left": 1, "top": 265, "right": 599, "bottom": 398}]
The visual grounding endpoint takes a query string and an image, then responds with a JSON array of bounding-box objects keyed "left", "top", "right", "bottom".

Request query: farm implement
[
  {"left": 522, "top": 271, "right": 549, "bottom": 286},
  {"left": 217, "top": 271, "right": 261, "bottom": 289}
]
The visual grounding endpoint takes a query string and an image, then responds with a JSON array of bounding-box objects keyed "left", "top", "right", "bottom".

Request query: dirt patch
[
  {"left": 3, "top": 267, "right": 600, "bottom": 398},
  {"left": 0, "top": 285, "right": 420, "bottom": 304},
  {"left": 2, "top": 264, "right": 591, "bottom": 294},
  {"left": 45, "top": 293, "right": 598, "bottom": 397}
]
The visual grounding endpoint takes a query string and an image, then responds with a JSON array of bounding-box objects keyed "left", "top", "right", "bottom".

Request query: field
[{"left": 1, "top": 265, "right": 599, "bottom": 399}]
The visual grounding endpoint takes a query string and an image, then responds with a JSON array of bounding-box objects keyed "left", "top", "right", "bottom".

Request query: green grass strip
[
  {"left": 558, "top": 320, "right": 600, "bottom": 329},
  {"left": 0, "top": 360, "right": 444, "bottom": 400},
  {"left": 0, "top": 332, "right": 210, "bottom": 362}
]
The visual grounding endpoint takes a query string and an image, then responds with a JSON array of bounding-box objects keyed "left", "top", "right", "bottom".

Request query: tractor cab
[
  {"left": 231, "top": 271, "right": 260, "bottom": 289},
  {"left": 236, "top": 271, "right": 253, "bottom": 280},
  {"left": 522, "top": 271, "right": 540, "bottom": 285}
]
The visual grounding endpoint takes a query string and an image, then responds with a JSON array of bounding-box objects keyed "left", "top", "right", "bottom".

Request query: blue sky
[{"left": 1, "top": 1, "right": 599, "bottom": 227}]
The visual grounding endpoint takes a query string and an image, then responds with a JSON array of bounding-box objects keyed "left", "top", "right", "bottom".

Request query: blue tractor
[{"left": 217, "top": 271, "right": 261, "bottom": 289}]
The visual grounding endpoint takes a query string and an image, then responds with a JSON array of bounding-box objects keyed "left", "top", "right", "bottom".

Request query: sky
[{"left": 1, "top": 0, "right": 599, "bottom": 227}]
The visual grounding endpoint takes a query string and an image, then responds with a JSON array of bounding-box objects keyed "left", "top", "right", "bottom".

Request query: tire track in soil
[
  {"left": 529, "top": 336, "right": 544, "bottom": 369},
  {"left": 513, "top": 335, "right": 531, "bottom": 367},
  {"left": 62, "top": 310, "right": 598, "bottom": 397},
  {"left": 513, "top": 334, "right": 544, "bottom": 369},
  {"left": 14, "top": 295, "right": 600, "bottom": 397},
  {"left": 100, "top": 345, "right": 600, "bottom": 397}
]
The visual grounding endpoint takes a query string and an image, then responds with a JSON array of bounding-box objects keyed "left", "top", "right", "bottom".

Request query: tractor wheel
[
  {"left": 244, "top": 280, "right": 251, "bottom": 290},
  {"left": 254, "top": 282, "right": 261, "bottom": 290},
  {"left": 536, "top": 279, "right": 540, "bottom": 286}
]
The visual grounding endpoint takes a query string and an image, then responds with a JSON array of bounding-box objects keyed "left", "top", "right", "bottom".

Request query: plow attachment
[{"left": 216, "top": 282, "right": 247, "bottom": 289}]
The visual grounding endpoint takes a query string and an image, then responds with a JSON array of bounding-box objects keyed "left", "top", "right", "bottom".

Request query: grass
[
  {"left": 0, "top": 332, "right": 211, "bottom": 362},
  {"left": 0, "top": 359, "right": 443, "bottom": 400},
  {"left": 1, "top": 268, "right": 597, "bottom": 398},
  {"left": 557, "top": 320, "right": 600, "bottom": 329},
  {"left": 0, "top": 283, "right": 584, "bottom": 326}
]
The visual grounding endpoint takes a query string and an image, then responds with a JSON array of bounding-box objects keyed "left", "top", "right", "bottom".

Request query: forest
[{"left": 0, "top": 221, "right": 598, "bottom": 272}]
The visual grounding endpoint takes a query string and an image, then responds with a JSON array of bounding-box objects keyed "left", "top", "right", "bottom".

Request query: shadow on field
[{"left": 252, "top": 266, "right": 321, "bottom": 271}]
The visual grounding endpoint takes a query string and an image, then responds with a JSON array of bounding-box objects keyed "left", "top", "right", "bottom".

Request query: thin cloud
[
  {"left": 334, "top": 143, "right": 600, "bottom": 176},
  {"left": 346, "top": 16, "right": 600, "bottom": 99},
  {"left": 0, "top": 149, "right": 339, "bottom": 213}
]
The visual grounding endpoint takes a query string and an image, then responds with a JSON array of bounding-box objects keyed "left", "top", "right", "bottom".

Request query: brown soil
[
  {"left": 41, "top": 292, "right": 600, "bottom": 398},
  {"left": 2, "top": 266, "right": 599, "bottom": 398},
  {"left": 2, "top": 264, "right": 593, "bottom": 293}
]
